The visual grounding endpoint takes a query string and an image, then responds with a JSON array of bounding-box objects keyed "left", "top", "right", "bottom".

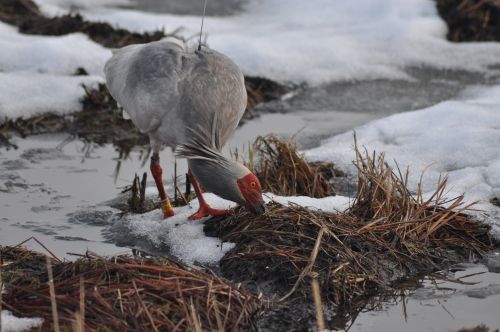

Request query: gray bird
[{"left": 104, "top": 38, "right": 265, "bottom": 219}]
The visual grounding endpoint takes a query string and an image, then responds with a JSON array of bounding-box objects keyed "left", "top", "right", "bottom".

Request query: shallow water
[
  {"left": 129, "top": 0, "right": 247, "bottom": 16},
  {"left": 350, "top": 261, "right": 500, "bottom": 331}
]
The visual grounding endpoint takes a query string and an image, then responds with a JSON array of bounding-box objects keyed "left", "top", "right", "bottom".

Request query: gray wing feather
[
  {"left": 104, "top": 40, "right": 184, "bottom": 136},
  {"left": 105, "top": 39, "right": 246, "bottom": 150}
]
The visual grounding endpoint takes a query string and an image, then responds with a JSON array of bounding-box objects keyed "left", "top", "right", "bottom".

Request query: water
[
  {"left": 351, "top": 262, "right": 500, "bottom": 331},
  {"left": 0, "top": 114, "right": 315, "bottom": 258},
  {"left": 128, "top": 0, "right": 247, "bottom": 16}
]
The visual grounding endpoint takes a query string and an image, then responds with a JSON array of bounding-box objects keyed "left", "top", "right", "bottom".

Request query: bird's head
[
  {"left": 236, "top": 172, "right": 266, "bottom": 215},
  {"left": 187, "top": 158, "right": 266, "bottom": 215}
]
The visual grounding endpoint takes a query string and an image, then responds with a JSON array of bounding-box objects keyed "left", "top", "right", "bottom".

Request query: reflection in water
[{"left": 347, "top": 264, "right": 500, "bottom": 332}]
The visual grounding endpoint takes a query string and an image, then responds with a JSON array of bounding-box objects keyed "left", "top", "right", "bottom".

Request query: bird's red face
[{"left": 237, "top": 173, "right": 266, "bottom": 215}]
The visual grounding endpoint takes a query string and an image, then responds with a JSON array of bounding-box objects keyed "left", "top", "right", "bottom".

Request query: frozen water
[{"left": 111, "top": 193, "right": 237, "bottom": 265}]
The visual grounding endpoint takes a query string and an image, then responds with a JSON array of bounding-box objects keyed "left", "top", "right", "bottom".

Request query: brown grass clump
[
  {"left": 205, "top": 143, "right": 493, "bottom": 307},
  {"left": 249, "top": 135, "right": 338, "bottom": 197},
  {"left": 1, "top": 246, "right": 262, "bottom": 331}
]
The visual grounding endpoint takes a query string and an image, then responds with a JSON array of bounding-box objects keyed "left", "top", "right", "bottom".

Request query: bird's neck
[{"left": 187, "top": 157, "right": 249, "bottom": 205}]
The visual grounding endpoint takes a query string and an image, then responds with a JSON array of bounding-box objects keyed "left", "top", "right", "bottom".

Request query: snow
[
  {"left": 0, "top": 73, "right": 103, "bottom": 119},
  {"left": 34, "top": 0, "right": 500, "bottom": 84},
  {"left": 264, "top": 193, "right": 351, "bottom": 213},
  {"left": 1, "top": 311, "right": 43, "bottom": 332},
  {"left": 116, "top": 193, "right": 237, "bottom": 265},
  {"left": 114, "top": 191, "right": 351, "bottom": 265},
  {"left": 0, "top": 21, "right": 109, "bottom": 120},
  {"left": 305, "top": 84, "right": 500, "bottom": 236},
  {"left": 0, "top": 22, "right": 110, "bottom": 75}
]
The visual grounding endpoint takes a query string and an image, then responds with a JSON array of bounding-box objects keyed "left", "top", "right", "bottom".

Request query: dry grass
[
  {"left": 205, "top": 142, "right": 494, "bottom": 306},
  {"left": 1, "top": 247, "right": 262, "bottom": 331},
  {"left": 247, "top": 135, "right": 338, "bottom": 198}
]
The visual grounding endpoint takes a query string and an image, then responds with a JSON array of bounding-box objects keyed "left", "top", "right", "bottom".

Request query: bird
[{"left": 104, "top": 38, "right": 266, "bottom": 220}]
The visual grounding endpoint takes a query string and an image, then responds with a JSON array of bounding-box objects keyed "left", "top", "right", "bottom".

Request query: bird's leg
[
  {"left": 150, "top": 153, "right": 175, "bottom": 218},
  {"left": 187, "top": 169, "right": 231, "bottom": 220}
]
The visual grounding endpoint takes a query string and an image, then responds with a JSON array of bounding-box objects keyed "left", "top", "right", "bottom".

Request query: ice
[
  {"left": 1, "top": 311, "right": 43, "bottom": 332},
  {"left": 114, "top": 193, "right": 237, "bottom": 265},
  {"left": 112, "top": 191, "right": 352, "bottom": 264},
  {"left": 305, "top": 84, "right": 500, "bottom": 234},
  {"left": 34, "top": 0, "right": 500, "bottom": 84}
]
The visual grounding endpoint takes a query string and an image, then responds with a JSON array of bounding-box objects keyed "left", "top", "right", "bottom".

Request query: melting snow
[
  {"left": 35, "top": 0, "right": 500, "bottom": 84},
  {"left": 113, "top": 191, "right": 352, "bottom": 265},
  {"left": 306, "top": 84, "right": 500, "bottom": 237},
  {"left": 1, "top": 311, "right": 43, "bottom": 332},
  {"left": 0, "top": 21, "right": 109, "bottom": 119}
]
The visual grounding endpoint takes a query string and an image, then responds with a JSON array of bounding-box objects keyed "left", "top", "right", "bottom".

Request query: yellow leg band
[{"left": 161, "top": 199, "right": 174, "bottom": 217}]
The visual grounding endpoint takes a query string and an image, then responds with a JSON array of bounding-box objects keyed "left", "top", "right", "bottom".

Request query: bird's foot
[
  {"left": 189, "top": 203, "right": 232, "bottom": 221},
  {"left": 161, "top": 199, "right": 175, "bottom": 218}
]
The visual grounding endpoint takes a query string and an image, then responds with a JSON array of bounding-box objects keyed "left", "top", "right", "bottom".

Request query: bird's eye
[{"left": 250, "top": 181, "right": 256, "bottom": 188}]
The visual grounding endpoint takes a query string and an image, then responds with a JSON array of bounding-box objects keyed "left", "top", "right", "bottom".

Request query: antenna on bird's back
[{"left": 198, "top": 0, "right": 208, "bottom": 51}]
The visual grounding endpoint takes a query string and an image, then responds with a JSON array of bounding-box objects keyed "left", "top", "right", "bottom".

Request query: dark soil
[
  {"left": 0, "top": 78, "right": 289, "bottom": 150},
  {"left": 436, "top": 0, "right": 500, "bottom": 42},
  {"left": 0, "top": 0, "right": 170, "bottom": 48}
]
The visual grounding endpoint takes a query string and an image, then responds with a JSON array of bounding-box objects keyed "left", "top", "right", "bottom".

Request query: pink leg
[
  {"left": 188, "top": 169, "right": 231, "bottom": 220},
  {"left": 150, "top": 153, "right": 174, "bottom": 218}
]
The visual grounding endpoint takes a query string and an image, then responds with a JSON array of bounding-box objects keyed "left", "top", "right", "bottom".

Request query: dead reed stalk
[
  {"left": 46, "top": 256, "right": 60, "bottom": 332},
  {"left": 311, "top": 272, "right": 325, "bottom": 332},
  {"left": 2, "top": 248, "right": 261, "bottom": 331},
  {"left": 249, "top": 135, "right": 337, "bottom": 197}
]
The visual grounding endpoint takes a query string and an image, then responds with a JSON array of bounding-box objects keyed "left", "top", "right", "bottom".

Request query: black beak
[{"left": 248, "top": 200, "right": 266, "bottom": 215}]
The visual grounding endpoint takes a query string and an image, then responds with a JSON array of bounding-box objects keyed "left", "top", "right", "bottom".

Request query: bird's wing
[
  {"left": 177, "top": 49, "right": 247, "bottom": 150},
  {"left": 104, "top": 40, "right": 185, "bottom": 135}
]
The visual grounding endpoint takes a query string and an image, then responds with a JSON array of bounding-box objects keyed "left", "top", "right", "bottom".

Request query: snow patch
[
  {"left": 306, "top": 84, "right": 500, "bottom": 235},
  {"left": 113, "top": 191, "right": 352, "bottom": 265},
  {"left": 38, "top": 0, "right": 500, "bottom": 84},
  {"left": 115, "top": 193, "right": 237, "bottom": 265},
  {"left": 0, "top": 21, "right": 108, "bottom": 119},
  {"left": 264, "top": 193, "right": 352, "bottom": 213},
  {"left": 0, "top": 73, "right": 103, "bottom": 119},
  {"left": 0, "top": 22, "right": 111, "bottom": 76},
  {"left": 1, "top": 311, "right": 43, "bottom": 332}
]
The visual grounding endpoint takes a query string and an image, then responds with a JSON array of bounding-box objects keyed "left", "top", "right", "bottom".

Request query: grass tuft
[
  {"left": 1, "top": 248, "right": 261, "bottom": 331},
  {"left": 248, "top": 135, "right": 339, "bottom": 198},
  {"left": 205, "top": 140, "right": 494, "bottom": 309}
]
